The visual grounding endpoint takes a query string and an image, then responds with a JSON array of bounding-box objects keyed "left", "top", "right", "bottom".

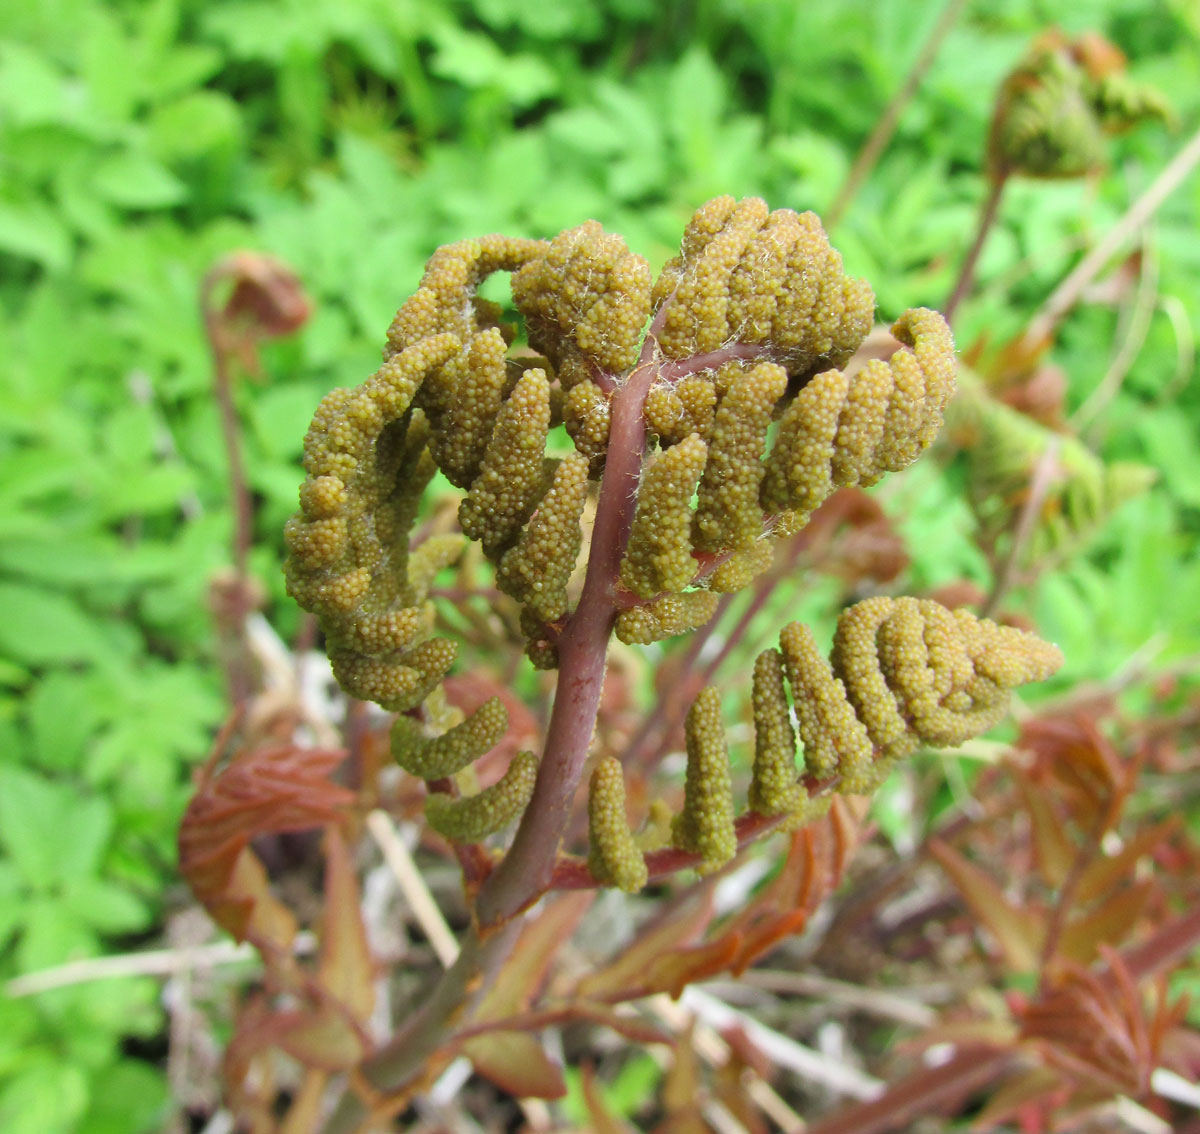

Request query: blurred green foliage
[{"left": 0, "top": 0, "right": 1198, "bottom": 1128}]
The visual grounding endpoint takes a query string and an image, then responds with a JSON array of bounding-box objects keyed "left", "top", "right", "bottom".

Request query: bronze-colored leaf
[
  {"left": 317, "top": 827, "right": 375, "bottom": 1025},
  {"left": 179, "top": 740, "right": 352, "bottom": 947},
  {"left": 1074, "top": 818, "right": 1180, "bottom": 905},
  {"left": 1058, "top": 880, "right": 1153, "bottom": 965},
  {"left": 464, "top": 1032, "right": 566, "bottom": 1099},
  {"left": 576, "top": 889, "right": 718, "bottom": 1001},
  {"left": 471, "top": 892, "right": 593, "bottom": 1024},
  {"left": 930, "top": 837, "right": 1045, "bottom": 971},
  {"left": 1014, "top": 772, "right": 1076, "bottom": 889},
  {"left": 581, "top": 1063, "right": 634, "bottom": 1134}
]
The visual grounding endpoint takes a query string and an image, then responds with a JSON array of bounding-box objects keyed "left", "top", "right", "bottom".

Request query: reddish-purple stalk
[
  {"left": 327, "top": 308, "right": 671, "bottom": 1131},
  {"left": 201, "top": 270, "right": 257, "bottom": 706},
  {"left": 478, "top": 329, "right": 787, "bottom": 925},
  {"left": 943, "top": 173, "right": 1008, "bottom": 327},
  {"left": 328, "top": 320, "right": 827, "bottom": 1130}
]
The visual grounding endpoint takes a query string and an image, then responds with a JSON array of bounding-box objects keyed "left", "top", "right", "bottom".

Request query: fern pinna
[{"left": 282, "top": 196, "right": 1062, "bottom": 1115}]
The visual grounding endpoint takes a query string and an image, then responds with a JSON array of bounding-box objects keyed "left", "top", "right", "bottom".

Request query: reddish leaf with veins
[{"left": 179, "top": 741, "right": 352, "bottom": 947}]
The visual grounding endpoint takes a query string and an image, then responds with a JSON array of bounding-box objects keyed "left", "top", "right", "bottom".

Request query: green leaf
[
  {"left": 147, "top": 90, "right": 242, "bottom": 162},
  {"left": 665, "top": 48, "right": 723, "bottom": 167},
  {"left": 78, "top": 1060, "right": 168, "bottom": 1134},
  {"left": 428, "top": 25, "right": 558, "bottom": 106},
  {"left": 62, "top": 877, "right": 151, "bottom": 936},
  {"left": 0, "top": 42, "right": 72, "bottom": 127},
  {"left": 0, "top": 583, "right": 113, "bottom": 665},
  {"left": 17, "top": 899, "right": 98, "bottom": 971},
  {"left": 0, "top": 200, "right": 72, "bottom": 270},
  {"left": 27, "top": 671, "right": 98, "bottom": 771},
  {"left": 0, "top": 768, "right": 112, "bottom": 889},
  {"left": 250, "top": 383, "right": 323, "bottom": 458},
  {"left": 91, "top": 151, "right": 188, "bottom": 209},
  {"left": 0, "top": 861, "right": 26, "bottom": 951},
  {"left": 0, "top": 1058, "right": 88, "bottom": 1134},
  {"left": 0, "top": 997, "right": 42, "bottom": 1077}
]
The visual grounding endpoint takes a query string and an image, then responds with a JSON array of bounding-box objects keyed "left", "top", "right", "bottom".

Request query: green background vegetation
[{"left": 0, "top": 0, "right": 1198, "bottom": 1129}]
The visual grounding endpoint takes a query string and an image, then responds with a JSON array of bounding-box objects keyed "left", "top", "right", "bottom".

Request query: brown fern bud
[
  {"left": 760, "top": 308, "right": 956, "bottom": 520},
  {"left": 707, "top": 541, "right": 774, "bottom": 594},
  {"left": 497, "top": 452, "right": 589, "bottom": 622},
  {"left": 287, "top": 335, "right": 467, "bottom": 711},
  {"left": 512, "top": 220, "right": 652, "bottom": 383},
  {"left": 671, "top": 687, "right": 737, "bottom": 873},
  {"left": 433, "top": 326, "right": 509, "bottom": 488},
  {"left": 387, "top": 234, "right": 546, "bottom": 359},
  {"left": 391, "top": 695, "right": 509, "bottom": 781},
  {"left": 776, "top": 598, "right": 1063, "bottom": 793},
  {"left": 562, "top": 379, "right": 611, "bottom": 471},
  {"left": 424, "top": 750, "right": 539, "bottom": 842},
  {"left": 780, "top": 620, "right": 877, "bottom": 790},
  {"left": 330, "top": 637, "right": 457, "bottom": 713},
  {"left": 587, "top": 757, "right": 648, "bottom": 892},
  {"left": 615, "top": 591, "right": 720, "bottom": 646},
  {"left": 693, "top": 361, "right": 788, "bottom": 552},
  {"left": 458, "top": 367, "right": 552, "bottom": 559},
  {"left": 644, "top": 376, "right": 718, "bottom": 446},
  {"left": 620, "top": 433, "right": 709, "bottom": 598},
  {"left": 747, "top": 648, "right": 803, "bottom": 817},
  {"left": 654, "top": 198, "right": 874, "bottom": 379}
]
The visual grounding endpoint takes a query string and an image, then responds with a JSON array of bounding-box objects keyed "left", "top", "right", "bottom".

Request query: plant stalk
[
  {"left": 326, "top": 321, "right": 669, "bottom": 1130},
  {"left": 944, "top": 173, "right": 1007, "bottom": 326},
  {"left": 826, "top": 0, "right": 969, "bottom": 231},
  {"left": 201, "top": 274, "right": 257, "bottom": 706}
]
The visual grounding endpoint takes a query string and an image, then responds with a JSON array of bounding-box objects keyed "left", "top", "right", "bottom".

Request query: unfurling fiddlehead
[
  {"left": 615, "top": 199, "right": 956, "bottom": 645},
  {"left": 947, "top": 374, "right": 1156, "bottom": 566},
  {"left": 286, "top": 195, "right": 1062, "bottom": 871},
  {"left": 988, "top": 31, "right": 1170, "bottom": 180},
  {"left": 590, "top": 599, "right": 1064, "bottom": 880}
]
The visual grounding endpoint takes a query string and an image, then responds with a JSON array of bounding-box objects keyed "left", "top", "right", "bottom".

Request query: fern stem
[
  {"left": 476, "top": 348, "right": 661, "bottom": 926},
  {"left": 944, "top": 173, "right": 1007, "bottom": 326},
  {"left": 826, "top": 0, "right": 969, "bottom": 231},
  {"left": 1020, "top": 120, "right": 1200, "bottom": 353}
]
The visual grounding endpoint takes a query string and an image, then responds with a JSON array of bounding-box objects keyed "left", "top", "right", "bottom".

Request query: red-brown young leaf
[
  {"left": 1013, "top": 771, "right": 1077, "bottom": 890},
  {"left": 459, "top": 893, "right": 592, "bottom": 1097},
  {"left": 469, "top": 891, "right": 593, "bottom": 1024},
  {"left": 179, "top": 741, "right": 353, "bottom": 946},
  {"left": 929, "top": 837, "right": 1045, "bottom": 971},
  {"left": 718, "top": 797, "right": 865, "bottom": 975},
  {"left": 1057, "top": 879, "right": 1154, "bottom": 965},
  {"left": 318, "top": 827, "right": 375, "bottom": 1027},
  {"left": 575, "top": 888, "right": 726, "bottom": 1003},
  {"left": 279, "top": 1070, "right": 329, "bottom": 1134},
  {"left": 581, "top": 1062, "right": 634, "bottom": 1134},
  {"left": 462, "top": 1031, "right": 568, "bottom": 1099},
  {"left": 576, "top": 888, "right": 716, "bottom": 1000},
  {"left": 1074, "top": 817, "right": 1182, "bottom": 905},
  {"left": 969, "top": 1065, "right": 1070, "bottom": 1131},
  {"left": 1017, "top": 947, "right": 1174, "bottom": 1096},
  {"left": 276, "top": 1003, "right": 371, "bottom": 1072},
  {"left": 1018, "top": 714, "right": 1133, "bottom": 833},
  {"left": 661, "top": 1019, "right": 700, "bottom": 1111},
  {"left": 625, "top": 935, "right": 747, "bottom": 1003}
]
